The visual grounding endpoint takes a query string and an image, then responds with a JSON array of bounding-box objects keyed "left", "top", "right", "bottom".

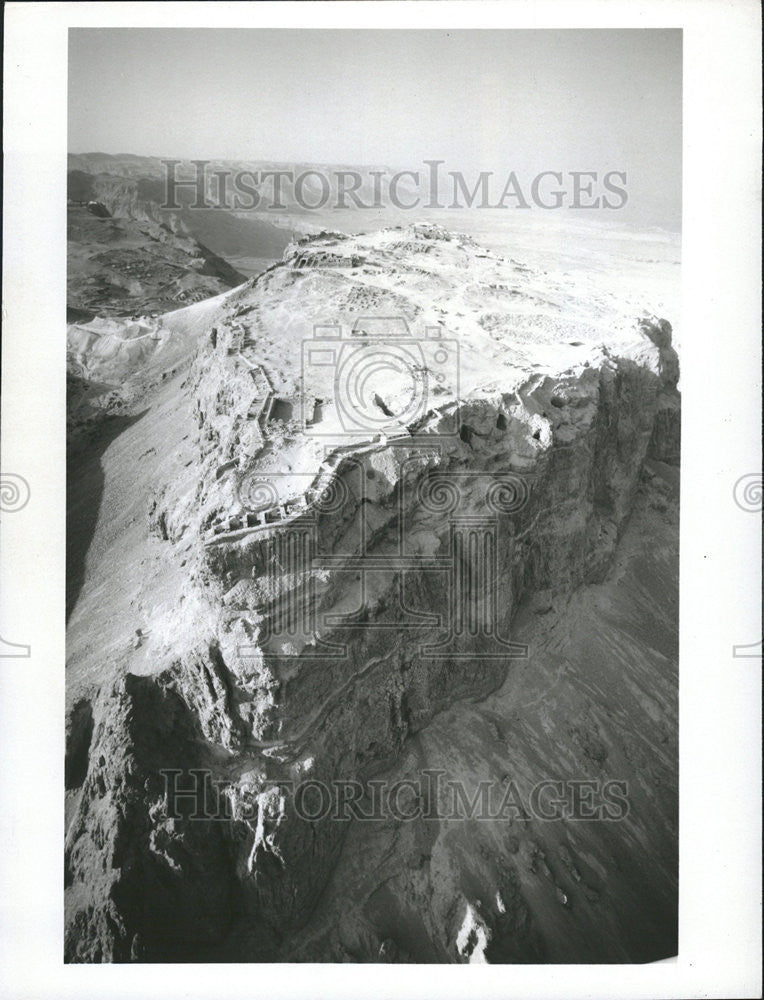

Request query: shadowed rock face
[{"left": 65, "top": 225, "right": 679, "bottom": 963}]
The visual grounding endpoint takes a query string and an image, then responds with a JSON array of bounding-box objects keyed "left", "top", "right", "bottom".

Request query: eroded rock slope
[{"left": 65, "top": 224, "right": 679, "bottom": 962}]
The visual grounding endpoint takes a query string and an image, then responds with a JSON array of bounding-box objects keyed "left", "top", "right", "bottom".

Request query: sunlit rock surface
[{"left": 65, "top": 224, "right": 679, "bottom": 962}]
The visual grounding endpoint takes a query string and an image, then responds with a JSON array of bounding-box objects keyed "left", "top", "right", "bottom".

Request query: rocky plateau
[{"left": 65, "top": 223, "right": 679, "bottom": 963}]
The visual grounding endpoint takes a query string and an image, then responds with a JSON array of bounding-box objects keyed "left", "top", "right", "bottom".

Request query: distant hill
[
  {"left": 67, "top": 201, "right": 246, "bottom": 320},
  {"left": 67, "top": 157, "right": 294, "bottom": 265}
]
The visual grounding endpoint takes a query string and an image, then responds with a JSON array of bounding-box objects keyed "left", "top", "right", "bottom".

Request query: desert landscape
[
  {"left": 65, "top": 165, "right": 680, "bottom": 961},
  {"left": 63, "top": 26, "right": 682, "bottom": 966}
]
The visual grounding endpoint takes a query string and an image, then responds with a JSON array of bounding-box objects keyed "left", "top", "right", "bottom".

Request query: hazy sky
[{"left": 69, "top": 29, "right": 681, "bottom": 227}]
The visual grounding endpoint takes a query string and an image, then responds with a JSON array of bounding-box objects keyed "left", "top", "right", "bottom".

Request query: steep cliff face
[
  {"left": 65, "top": 225, "right": 679, "bottom": 962},
  {"left": 287, "top": 451, "right": 679, "bottom": 963}
]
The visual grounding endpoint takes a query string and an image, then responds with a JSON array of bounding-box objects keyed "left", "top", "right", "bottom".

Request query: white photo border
[{"left": 1, "top": 2, "right": 761, "bottom": 998}]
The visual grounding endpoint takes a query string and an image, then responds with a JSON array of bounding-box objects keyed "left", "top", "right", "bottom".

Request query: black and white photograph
[
  {"left": 1, "top": 2, "right": 761, "bottom": 997},
  {"left": 63, "top": 25, "right": 684, "bottom": 965}
]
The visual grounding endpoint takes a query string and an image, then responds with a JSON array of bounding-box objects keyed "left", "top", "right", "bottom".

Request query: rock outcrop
[{"left": 65, "top": 225, "right": 679, "bottom": 962}]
